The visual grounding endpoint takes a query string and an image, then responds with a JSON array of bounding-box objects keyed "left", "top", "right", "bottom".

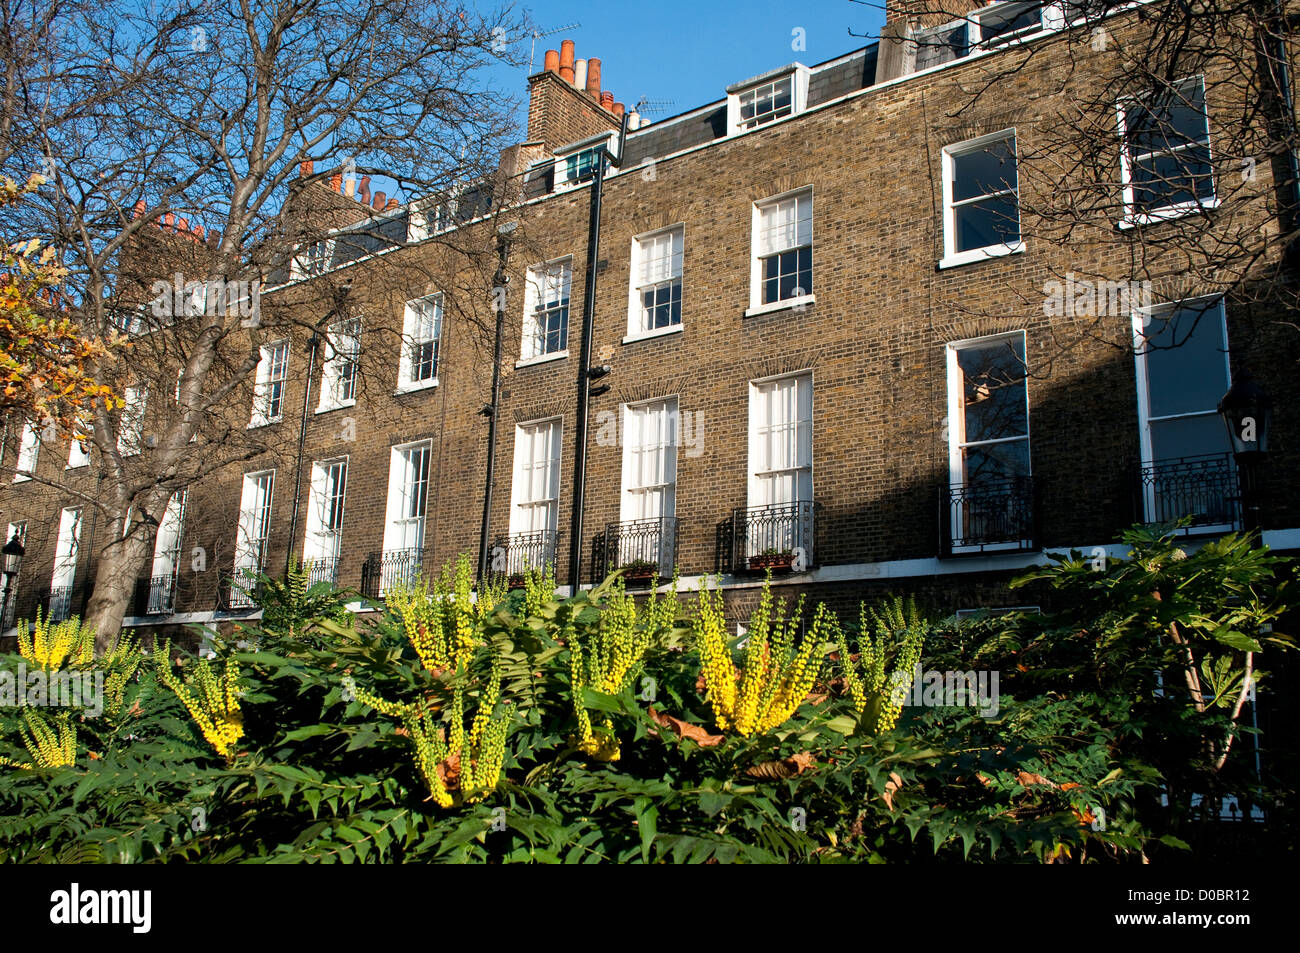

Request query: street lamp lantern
[
  {"left": 1218, "top": 368, "right": 1273, "bottom": 460},
  {"left": 2, "top": 533, "right": 24, "bottom": 579}
]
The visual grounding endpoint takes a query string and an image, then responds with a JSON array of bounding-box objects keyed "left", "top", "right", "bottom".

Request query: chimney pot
[
  {"left": 164, "top": 212, "right": 176, "bottom": 228},
  {"left": 372, "top": 191, "right": 386, "bottom": 210},
  {"left": 385, "top": 198, "right": 399, "bottom": 210},
  {"left": 586, "top": 58, "right": 602, "bottom": 96},
  {"left": 343, "top": 175, "right": 356, "bottom": 197},
  {"left": 330, "top": 172, "right": 343, "bottom": 192},
  {"left": 132, "top": 200, "right": 146, "bottom": 219},
  {"left": 574, "top": 59, "right": 588, "bottom": 90},
  {"left": 178, "top": 217, "right": 190, "bottom": 232},
  {"left": 359, "top": 175, "right": 372, "bottom": 204},
  {"left": 300, "top": 159, "right": 314, "bottom": 178},
  {"left": 559, "top": 40, "right": 575, "bottom": 83},
  {"left": 601, "top": 91, "right": 614, "bottom": 111},
  {"left": 544, "top": 49, "right": 559, "bottom": 74},
  {"left": 613, "top": 102, "right": 625, "bottom": 118}
]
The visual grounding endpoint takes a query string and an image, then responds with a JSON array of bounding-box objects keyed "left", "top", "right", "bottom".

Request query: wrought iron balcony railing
[
  {"left": 218, "top": 567, "right": 264, "bottom": 611},
  {"left": 1135, "top": 453, "right": 1240, "bottom": 531},
  {"left": 146, "top": 573, "right": 178, "bottom": 615},
  {"left": 725, "top": 502, "right": 816, "bottom": 574},
  {"left": 303, "top": 557, "right": 340, "bottom": 587},
  {"left": 941, "top": 476, "right": 1036, "bottom": 556},
  {"left": 490, "top": 530, "right": 559, "bottom": 580},
  {"left": 47, "top": 585, "right": 76, "bottom": 623},
  {"left": 360, "top": 548, "right": 423, "bottom": 600},
  {"left": 594, "top": 517, "right": 678, "bottom": 584}
]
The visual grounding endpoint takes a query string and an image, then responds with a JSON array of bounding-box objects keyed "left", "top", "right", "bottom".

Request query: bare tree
[{"left": 0, "top": 0, "right": 529, "bottom": 645}]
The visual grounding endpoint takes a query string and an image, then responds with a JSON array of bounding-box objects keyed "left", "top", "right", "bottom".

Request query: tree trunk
[{"left": 83, "top": 489, "right": 171, "bottom": 653}]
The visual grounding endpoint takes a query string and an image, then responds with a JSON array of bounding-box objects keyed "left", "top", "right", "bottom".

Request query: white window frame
[
  {"left": 234, "top": 470, "right": 275, "bottom": 574},
  {"left": 382, "top": 440, "right": 431, "bottom": 558},
  {"left": 940, "top": 129, "right": 1025, "bottom": 269},
  {"left": 117, "top": 384, "right": 147, "bottom": 456},
  {"left": 292, "top": 237, "right": 336, "bottom": 279},
  {"left": 745, "top": 373, "right": 814, "bottom": 563},
  {"left": 396, "top": 295, "right": 441, "bottom": 393},
  {"left": 148, "top": 491, "right": 186, "bottom": 613},
  {"left": 555, "top": 133, "right": 614, "bottom": 192},
  {"left": 1131, "top": 296, "right": 1235, "bottom": 533},
  {"left": 509, "top": 418, "right": 563, "bottom": 539},
  {"left": 317, "top": 315, "right": 362, "bottom": 411},
  {"left": 944, "top": 331, "right": 1032, "bottom": 554},
  {"left": 12, "top": 423, "right": 39, "bottom": 482},
  {"left": 303, "top": 457, "right": 348, "bottom": 573},
  {"left": 50, "top": 507, "right": 82, "bottom": 621},
  {"left": 747, "top": 187, "right": 815, "bottom": 316},
  {"left": 726, "top": 65, "right": 810, "bottom": 136},
  {"left": 747, "top": 373, "right": 813, "bottom": 511},
  {"left": 626, "top": 225, "right": 685, "bottom": 341},
  {"left": 250, "top": 339, "right": 290, "bottom": 427},
  {"left": 1117, "top": 75, "right": 1218, "bottom": 228},
  {"left": 621, "top": 397, "right": 679, "bottom": 524},
  {"left": 519, "top": 258, "right": 572, "bottom": 365},
  {"left": 67, "top": 434, "right": 91, "bottom": 468}
]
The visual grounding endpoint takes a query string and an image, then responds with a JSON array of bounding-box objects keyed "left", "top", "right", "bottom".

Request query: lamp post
[
  {"left": 478, "top": 220, "right": 518, "bottom": 583},
  {"left": 1, "top": 532, "right": 25, "bottom": 630},
  {"left": 1218, "top": 368, "right": 1273, "bottom": 532}
]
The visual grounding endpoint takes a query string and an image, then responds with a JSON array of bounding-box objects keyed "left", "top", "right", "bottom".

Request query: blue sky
[{"left": 491, "top": 0, "right": 886, "bottom": 130}]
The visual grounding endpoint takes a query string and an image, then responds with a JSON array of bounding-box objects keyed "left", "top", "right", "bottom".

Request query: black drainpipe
[
  {"left": 286, "top": 281, "right": 351, "bottom": 575},
  {"left": 478, "top": 225, "right": 516, "bottom": 581},
  {"left": 567, "top": 113, "right": 629, "bottom": 594},
  {"left": 1263, "top": 0, "right": 1300, "bottom": 265}
]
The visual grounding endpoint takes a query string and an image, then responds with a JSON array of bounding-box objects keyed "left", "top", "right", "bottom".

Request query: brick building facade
[{"left": 4, "top": 1, "right": 1298, "bottom": 637}]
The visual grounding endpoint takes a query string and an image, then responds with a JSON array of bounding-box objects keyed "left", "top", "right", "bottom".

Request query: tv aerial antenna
[
  {"left": 528, "top": 22, "right": 582, "bottom": 75},
  {"left": 633, "top": 97, "right": 676, "bottom": 118}
]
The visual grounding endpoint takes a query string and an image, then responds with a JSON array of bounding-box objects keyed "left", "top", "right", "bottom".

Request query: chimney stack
[
  {"left": 343, "top": 175, "right": 356, "bottom": 197},
  {"left": 132, "top": 200, "right": 146, "bottom": 219},
  {"left": 613, "top": 102, "right": 625, "bottom": 118},
  {"left": 385, "top": 198, "right": 399, "bottom": 211},
  {"left": 586, "top": 58, "right": 602, "bottom": 97}
]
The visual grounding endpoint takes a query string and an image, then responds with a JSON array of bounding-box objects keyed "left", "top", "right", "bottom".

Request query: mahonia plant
[
  {"left": 0, "top": 710, "right": 77, "bottom": 769},
  {"left": 17, "top": 608, "right": 94, "bottom": 671},
  {"left": 156, "top": 648, "right": 245, "bottom": 759},
  {"left": 387, "top": 555, "right": 505, "bottom": 675},
  {"left": 695, "top": 576, "right": 826, "bottom": 736},
  {"left": 101, "top": 632, "right": 144, "bottom": 720},
  {"left": 351, "top": 653, "right": 512, "bottom": 807},
  {"left": 522, "top": 563, "right": 556, "bottom": 619},
  {"left": 841, "top": 598, "right": 926, "bottom": 733},
  {"left": 568, "top": 575, "right": 678, "bottom": 760}
]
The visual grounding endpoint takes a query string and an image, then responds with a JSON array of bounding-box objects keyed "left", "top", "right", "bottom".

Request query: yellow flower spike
[
  {"left": 157, "top": 655, "right": 245, "bottom": 758},
  {"left": 352, "top": 643, "right": 513, "bottom": 807},
  {"left": 14, "top": 710, "right": 77, "bottom": 768},
  {"left": 694, "top": 576, "right": 828, "bottom": 737},
  {"left": 16, "top": 607, "right": 95, "bottom": 672}
]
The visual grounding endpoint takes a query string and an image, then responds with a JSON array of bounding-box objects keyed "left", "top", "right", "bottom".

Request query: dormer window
[
  {"left": 974, "top": 1, "right": 1048, "bottom": 50},
  {"left": 727, "top": 66, "right": 810, "bottom": 135},
  {"left": 554, "top": 134, "right": 612, "bottom": 191},
  {"left": 910, "top": 2, "right": 1067, "bottom": 75},
  {"left": 738, "top": 77, "right": 793, "bottom": 130}
]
